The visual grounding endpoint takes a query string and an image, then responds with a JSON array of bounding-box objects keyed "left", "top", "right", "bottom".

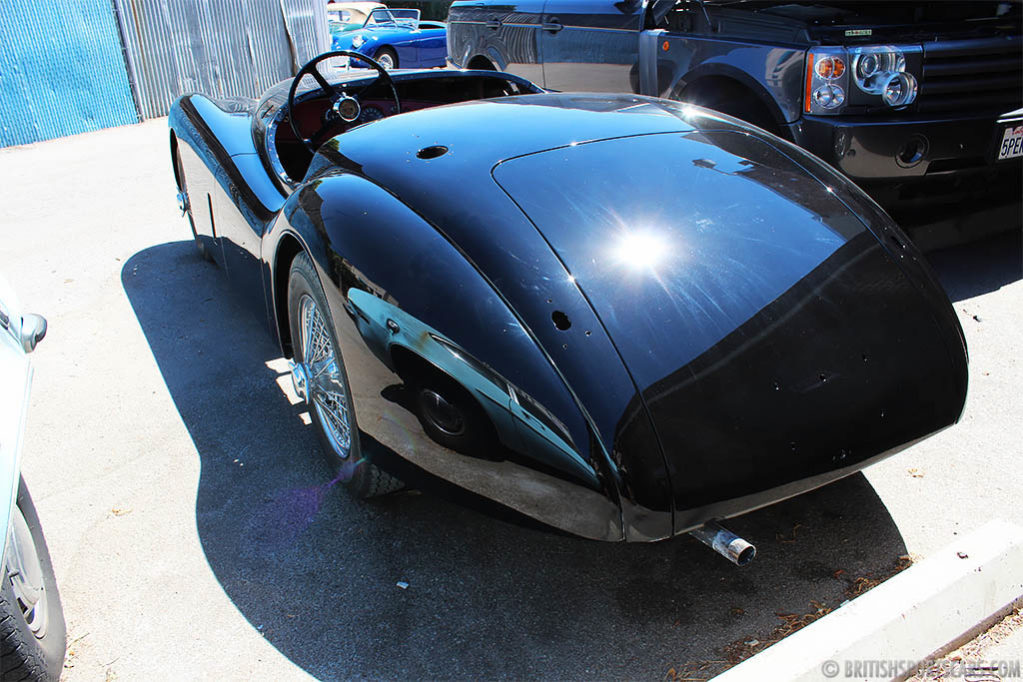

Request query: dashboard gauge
[
  {"left": 333, "top": 95, "right": 361, "bottom": 122},
  {"left": 361, "top": 106, "right": 384, "bottom": 122}
]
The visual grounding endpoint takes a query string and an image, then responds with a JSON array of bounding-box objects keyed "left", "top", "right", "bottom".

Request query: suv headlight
[
  {"left": 805, "top": 45, "right": 922, "bottom": 115},
  {"left": 881, "top": 71, "right": 918, "bottom": 107}
]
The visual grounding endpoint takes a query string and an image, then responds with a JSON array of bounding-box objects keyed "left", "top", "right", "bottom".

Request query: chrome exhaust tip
[{"left": 690, "top": 521, "right": 756, "bottom": 567}]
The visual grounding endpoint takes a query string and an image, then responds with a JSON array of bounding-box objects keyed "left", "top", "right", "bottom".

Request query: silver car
[{"left": 0, "top": 277, "right": 65, "bottom": 681}]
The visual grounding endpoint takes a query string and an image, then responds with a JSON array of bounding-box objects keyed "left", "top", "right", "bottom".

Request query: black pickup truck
[{"left": 447, "top": 1, "right": 1022, "bottom": 232}]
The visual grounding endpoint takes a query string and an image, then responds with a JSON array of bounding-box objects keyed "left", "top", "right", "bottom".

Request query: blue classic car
[{"left": 330, "top": 8, "right": 446, "bottom": 70}]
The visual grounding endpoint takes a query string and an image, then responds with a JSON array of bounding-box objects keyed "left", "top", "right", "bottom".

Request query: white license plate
[{"left": 997, "top": 124, "right": 1023, "bottom": 160}]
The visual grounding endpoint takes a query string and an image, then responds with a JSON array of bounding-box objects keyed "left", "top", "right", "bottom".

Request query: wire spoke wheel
[
  {"left": 298, "top": 293, "right": 351, "bottom": 457},
  {"left": 376, "top": 49, "right": 396, "bottom": 70},
  {"left": 286, "top": 252, "right": 404, "bottom": 497}
]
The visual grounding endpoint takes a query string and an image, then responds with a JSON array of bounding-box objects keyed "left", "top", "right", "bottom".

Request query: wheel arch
[
  {"left": 272, "top": 231, "right": 306, "bottom": 358},
  {"left": 672, "top": 68, "right": 790, "bottom": 139},
  {"left": 170, "top": 130, "right": 182, "bottom": 190},
  {"left": 466, "top": 54, "right": 497, "bottom": 70},
  {"left": 372, "top": 43, "right": 399, "bottom": 68}
]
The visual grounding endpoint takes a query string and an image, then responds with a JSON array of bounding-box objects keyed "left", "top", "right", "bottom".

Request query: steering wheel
[{"left": 287, "top": 50, "right": 401, "bottom": 153}]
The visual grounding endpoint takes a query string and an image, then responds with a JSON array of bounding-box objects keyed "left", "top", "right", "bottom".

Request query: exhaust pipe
[{"left": 690, "top": 521, "right": 756, "bottom": 566}]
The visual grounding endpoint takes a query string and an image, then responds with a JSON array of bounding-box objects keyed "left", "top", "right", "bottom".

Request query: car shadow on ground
[
  {"left": 123, "top": 241, "right": 909, "bottom": 680},
  {"left": 925, "top": 228, "right": 1022, "bottom": 303}
]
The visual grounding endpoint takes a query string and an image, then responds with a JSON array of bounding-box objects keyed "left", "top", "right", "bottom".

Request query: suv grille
[{"left": 919, "top": 36, "right": 1023, "bottom": 114}]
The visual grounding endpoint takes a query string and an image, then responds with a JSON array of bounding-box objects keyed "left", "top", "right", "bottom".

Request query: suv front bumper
[{"left": 790, "top": 113, "right": 1022, "bottom": 227}]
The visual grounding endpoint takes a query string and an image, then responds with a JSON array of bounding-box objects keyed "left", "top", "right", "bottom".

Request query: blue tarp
[{"left": 0, "top": 0, "right": 138, "bottom": 147}]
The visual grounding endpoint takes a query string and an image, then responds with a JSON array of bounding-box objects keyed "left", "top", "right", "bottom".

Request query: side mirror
[{"left": 20, "top": 314, "right": 47, "bottom": 353}]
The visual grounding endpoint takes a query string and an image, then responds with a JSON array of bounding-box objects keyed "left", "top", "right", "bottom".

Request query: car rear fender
[{"left": 264, "top": 171, "right": 632, "bottom": 540}]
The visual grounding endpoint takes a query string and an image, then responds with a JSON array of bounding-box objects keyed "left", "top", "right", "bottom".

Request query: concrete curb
[{"left": 712, "top": 519, "right": 1023, "bottom": 682}]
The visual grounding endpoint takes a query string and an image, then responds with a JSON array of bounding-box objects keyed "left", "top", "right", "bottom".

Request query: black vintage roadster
[{"left": 168, "top": 52, "right": 967, "bottom": 558}]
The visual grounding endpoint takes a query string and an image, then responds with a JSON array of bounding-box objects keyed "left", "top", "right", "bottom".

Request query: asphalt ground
[{"left": 0, "top": 119, "right": 1020, "bottom": 680}]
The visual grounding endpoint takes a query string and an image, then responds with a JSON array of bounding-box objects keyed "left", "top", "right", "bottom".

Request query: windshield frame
[{"left": 362, "top": 8, "right": 421, "bottom": 29}]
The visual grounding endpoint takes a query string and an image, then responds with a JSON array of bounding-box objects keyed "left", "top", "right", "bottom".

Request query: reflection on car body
[{"left": 345, "top": 288, "right": 596, "bottom": 487}]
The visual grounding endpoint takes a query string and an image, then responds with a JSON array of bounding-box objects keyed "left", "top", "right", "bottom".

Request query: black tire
[
  {"left": 174, "top": 150, "right": 214, "bottom": 263},
  {"left": 374, "top": 47, "right": 398, "bottom": 70},
  {"left": 287, "top": 252, "right": 404, "bottom": 498},
  {"left": 0, "top": 478, "right": 66, "bottom": 682}
]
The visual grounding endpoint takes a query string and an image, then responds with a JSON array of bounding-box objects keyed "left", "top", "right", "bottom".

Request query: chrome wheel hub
[
  {"left": 290, "top": 360, "right": 309, "bottom": 403},
  {"left": 296, "top": 294, "right": 352, "bottom": 457},
  {"left": 5, "top": 504, "right": 48, "bottom": 638}
]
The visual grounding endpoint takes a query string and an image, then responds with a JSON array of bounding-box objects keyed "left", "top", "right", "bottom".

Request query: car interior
[{"left": 274, "top": 68, "right": 540, "bottom": 182}]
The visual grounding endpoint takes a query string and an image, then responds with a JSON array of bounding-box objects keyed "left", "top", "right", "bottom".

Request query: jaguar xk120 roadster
[{"left": 168, "top": 52, "right": 968, "bottom": 563}]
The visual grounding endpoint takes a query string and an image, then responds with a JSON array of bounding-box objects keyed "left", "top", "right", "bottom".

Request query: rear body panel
[
  {"left": 324, "top": 93, "right": 967, "bottom": 536},
  {"left": 491, "top": 124, "right": 967, "bottom": 532}
]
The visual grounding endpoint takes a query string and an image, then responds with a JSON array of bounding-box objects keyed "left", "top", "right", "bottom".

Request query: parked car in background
[
  {"left": 447, "top": 0, "right": 1023, "bottom": 233},
  {"left": 0, "top": 277, "right": 65, "bottom": 681},
  {"left": 331, "top": 8, "right": 446, "bottom": 69},
  {"left": 326, "top": 0, "right": 386, "bottom": 34},
  {"left": 167, "top": 52, "right": 968, "bottom": 555}
]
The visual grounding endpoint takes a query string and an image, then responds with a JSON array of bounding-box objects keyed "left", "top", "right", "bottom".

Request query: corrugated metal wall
[
  {"left": 0, "top": 0, "right": 327, "bottom": 147},
  {"left": 0, "top": 0, "right": 139, "bottom": 147},
  {"left": 114, "top": 0, "right": 329, "bottom": 119}
]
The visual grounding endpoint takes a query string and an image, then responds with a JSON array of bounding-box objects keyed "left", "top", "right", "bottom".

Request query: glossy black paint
[
  {"left": 168, "top": 68, "right": 967, "bottom": 542},
  {"left": 271, "top": 173, "right": 628, "bottom": 539}
]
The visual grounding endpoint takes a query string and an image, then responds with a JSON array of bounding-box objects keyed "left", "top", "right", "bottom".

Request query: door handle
[
  {"left": 485, "top": 19, "right": 502, "bottom": 29},
  {"left": 542, "top": 18, "right": 563, "bottom": 33}
]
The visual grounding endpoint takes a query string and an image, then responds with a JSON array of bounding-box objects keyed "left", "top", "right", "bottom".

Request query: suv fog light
[
  {"left": 896, "top": 135, "right": 928, "bottom": 167},
  {"left": 882, "top": 72, "right": 918, "bottom": 107}
]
